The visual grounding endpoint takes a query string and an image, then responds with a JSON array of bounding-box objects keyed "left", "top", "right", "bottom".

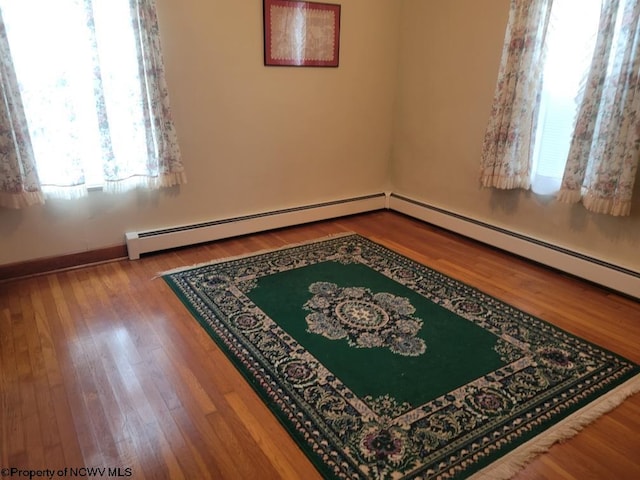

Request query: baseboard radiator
[
  {"left": 389, "top": 193, "right": 640, "bottom": 299},
  {"left": 125, "top": 191, "right": 638, "bottom": 298},
  {"left": 125, "top": 193, "right": 388, "bottom": 260}
]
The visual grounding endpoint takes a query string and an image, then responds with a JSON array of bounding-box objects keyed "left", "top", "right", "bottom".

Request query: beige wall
[
  {"left": 391, "top": 0, "right": 640, "bottom": 272},
  {"left": 0, "top": 0, "right": 400, "bottom": 265},
  {"left": 2, "top": 0, "right": 640, "bottom": 274}
]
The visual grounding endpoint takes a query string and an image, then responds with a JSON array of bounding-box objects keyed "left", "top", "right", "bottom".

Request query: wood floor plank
[
  {"left": 223, "top": 391, "right": 322, "bottom": 480},
  {"left": 0, "top": 211, "right": 637, "bottom": 479},
  {"left": 205, "top": 408, "right": 283, "bottom": 480},
  {"left": 165, "top": 407, "right": 226, "bottom": 480},
  {"left": 0, "top": 300, "right": 22, "bottom": 465},
  {"left": 47, "top": 273, "right": 109, "bottom": 467}
]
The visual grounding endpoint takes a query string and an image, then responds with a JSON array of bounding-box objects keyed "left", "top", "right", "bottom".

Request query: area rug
[{"left": 162, "top": 233, "right": 640, "bottom": 479}]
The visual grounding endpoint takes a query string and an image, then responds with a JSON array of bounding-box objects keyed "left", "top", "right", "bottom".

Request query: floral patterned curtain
[
  {"left": 480, "top": 0, "right": 553, "bottom": 190},
  {"left": 0, "top": 9, "right": 44, "bottom": 209},
  {"left": 106, "top": 0, "right": 186, "bottom": 192},
  {"left": 558, "top": 0, "right": 640, "bottom": 216},
  {"left": 0, "top": 0, "right": 185, "bottom": 208}
]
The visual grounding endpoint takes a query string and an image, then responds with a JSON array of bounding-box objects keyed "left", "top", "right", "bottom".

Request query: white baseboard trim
[
  {"left": 124, "top": 190, "right": 639, "bottom": 298},
  {"left": 125, "top": 193, "right": 387, "bottom": 260},
  {"left": 389, "top": 193, "right": 640, "bottom": 299}
]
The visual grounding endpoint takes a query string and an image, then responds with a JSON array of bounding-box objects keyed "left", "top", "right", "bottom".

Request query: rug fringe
[
  {"left": 156, "top": 231, "right": 358, "bottom": 277},
  {"left": 470, "top": 373, "right": 640, "bottom": 479}
]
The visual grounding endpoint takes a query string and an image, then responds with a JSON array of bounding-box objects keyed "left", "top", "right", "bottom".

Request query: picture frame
[{"left": 263, "top": 0, "right": 341, "bottom": 67}]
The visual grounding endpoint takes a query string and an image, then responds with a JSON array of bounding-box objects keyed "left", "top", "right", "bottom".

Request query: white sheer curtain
[{"left": 0, "top": 0, "right": 185, "bottom": 207}]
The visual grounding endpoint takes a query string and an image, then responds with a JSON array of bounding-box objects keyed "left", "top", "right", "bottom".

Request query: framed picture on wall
[{"left": 263, "top": 0, "right": 341, "bottom": 67}]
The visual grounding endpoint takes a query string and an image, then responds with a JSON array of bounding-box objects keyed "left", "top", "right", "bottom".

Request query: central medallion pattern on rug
[{"left": 303, "top": 281, "right": 426, "bottom": 356}]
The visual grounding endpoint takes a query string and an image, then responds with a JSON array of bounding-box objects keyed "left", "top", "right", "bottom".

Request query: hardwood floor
[{"left": 1, "top": 211, "right": 638, "bottom": 479}]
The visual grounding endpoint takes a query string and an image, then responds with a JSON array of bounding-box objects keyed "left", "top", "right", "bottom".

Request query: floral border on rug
[{"left": 163, "top": 234, "right": 639, "bottom": 479}]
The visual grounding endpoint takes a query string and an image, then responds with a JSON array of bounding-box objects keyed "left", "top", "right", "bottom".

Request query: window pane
[
  {"left": 531, "top": 0, "right": 601, "bottom": 195},
  {"left": 92, "top": 0, "right": 148, "bottom": 181},
  {"left": 2, "top": 0, "right": 102, "bottom": 190},
  {"left": 1, "top": 0, "right": 148, "bottom": 192}
]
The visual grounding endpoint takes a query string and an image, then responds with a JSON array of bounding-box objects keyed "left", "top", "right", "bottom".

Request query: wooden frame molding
[{"left": 0, "top": 245, "right": 128, "bottom": 282}]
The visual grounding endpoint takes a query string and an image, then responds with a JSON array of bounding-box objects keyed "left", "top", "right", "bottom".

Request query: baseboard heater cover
[
  {"left": 125, "top": 191, "right": 638, "bottom": 298},
  {"left": 125, "top": 193, "right": 387, "bottom": 260},
  {"left": 389, "top": 193, "right": 640, "bottom": 299}
]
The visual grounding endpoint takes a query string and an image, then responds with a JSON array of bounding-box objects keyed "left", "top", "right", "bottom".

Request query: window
[
  {"left": 480, "top": 0, "right": 639, "bottom": 216},
  {"left": 0, "top": 0, "right": 185, "bottom": 203},
  {"left": 530, "top": 0, "right": 602, "bottom": 195},
  {"left": 2, "top": 0, "right": 146, "bottom": 194}
]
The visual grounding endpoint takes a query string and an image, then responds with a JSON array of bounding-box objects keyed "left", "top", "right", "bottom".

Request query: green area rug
[{"left": 163, "top": 233, "right": 640, "bottom": 479}]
